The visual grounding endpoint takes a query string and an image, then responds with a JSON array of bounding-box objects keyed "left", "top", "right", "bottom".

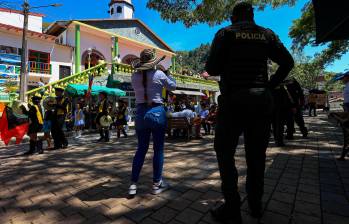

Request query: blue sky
[{"left": 6, "top": 0, "right": 349, "bottom": 72}]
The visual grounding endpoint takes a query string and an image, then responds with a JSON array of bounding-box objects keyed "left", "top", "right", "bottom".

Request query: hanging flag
[
  {"left": 85, "top": 72, "right": 94, "bottom": 98},
  {"left": 0, "top": 106, "right": 29, "bottom": 145}
]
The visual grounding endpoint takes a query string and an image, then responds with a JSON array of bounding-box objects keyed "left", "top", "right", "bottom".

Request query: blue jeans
[{"left": 131, "top": 104, "right": 167, "bottom": 183}]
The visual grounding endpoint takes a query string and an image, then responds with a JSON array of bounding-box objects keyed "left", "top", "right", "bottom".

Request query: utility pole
[
  {"left": 18, "top": 1, "right": 62, "bottom": 102},
  {"left": 19, "top": 0, "right": 29, "bottom": 102}
]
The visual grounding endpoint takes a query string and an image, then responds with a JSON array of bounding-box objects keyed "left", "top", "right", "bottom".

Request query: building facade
[{"left": 0, "top": 0, "right": 219, "bottom": 106}]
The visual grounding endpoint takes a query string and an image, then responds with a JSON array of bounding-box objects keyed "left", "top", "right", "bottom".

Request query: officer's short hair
[{"left": 232, "top": 2, "right": 254, "bottom": 18}]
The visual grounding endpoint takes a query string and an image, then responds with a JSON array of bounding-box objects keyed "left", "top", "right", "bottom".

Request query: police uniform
[
  {"left": 51, "top": 92, "right": 69, "bottom": 149},
  {"left": 22, "top": 96, "right": 44, "bottom": 155},
  {"left": 205, "top": 3, "right": 294, "bottom": 220},
  {"left": 272, "top": 84, "right": 290, "bottom": 146},
  {"left": 96, "top": 95, "right": 110, "bottom": 142},
  {"left": 284, "top": 79, "right": 308, "bottom": 139}
]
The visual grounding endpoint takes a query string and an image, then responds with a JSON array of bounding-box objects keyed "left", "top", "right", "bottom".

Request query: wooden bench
[
  {"left": 329, "top": 112, "right": 349, "bottom": 159},
  {"left": 167, "top": 117, "right": 193, "bottom": 140}
]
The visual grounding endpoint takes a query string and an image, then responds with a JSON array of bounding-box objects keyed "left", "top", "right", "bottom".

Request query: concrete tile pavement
[{"left": 0, "top": 113, "right": 349, "bottom": 223}]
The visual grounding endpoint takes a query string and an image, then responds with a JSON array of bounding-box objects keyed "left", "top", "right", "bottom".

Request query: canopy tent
[
  {"left": 65, "top": 84, "right": 126, "bottom": 97},
  {"left": 312, "top": 0, "right": 349, "bottom": 43},
  {"left": 331, "top": 71, "right": 349, "bottom": 81},
  {"left": 171, "top": 90, "right": 206, "bottom": 96}
]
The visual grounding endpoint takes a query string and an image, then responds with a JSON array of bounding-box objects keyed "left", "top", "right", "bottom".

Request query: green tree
[
  {"left": 289, "top": 2, "right": 349, "bottom": 68},
  {"left": 289, "top": 50, "right": 325, "bottom": 91},
  {"left": 323, "top": 72, "right": 344, "bottom": 92},
  {"left": 147, "top": 0, "right": 348, "bottom": 69},
  {"left": 176, "top": 43, "right": 211, "bottom": 74},
  {"left": 147, "top": 0, "right": 296, "bottom": 27}
]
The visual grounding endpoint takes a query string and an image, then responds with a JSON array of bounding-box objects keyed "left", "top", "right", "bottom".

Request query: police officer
[
  {"left": 96, "top": 91, "right": 110, "bottom": 142},
  {"left": 22, "top": 94, "right": 44, "bottom": 155},
  {"left": 284, "top": 78, "right": 308, "bottom": 139},
  {"left": 204, "top": 2, "right": 294, "bottom": 223},
  {"left": 51, "top": 87, "right": 69, "bottom": 149},
  {"left": 272, "top": 83, "right": 290, "bottom": 147}
]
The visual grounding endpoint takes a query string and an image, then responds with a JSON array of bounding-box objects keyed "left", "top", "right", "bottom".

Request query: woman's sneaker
[
  {"left": 128, "top": 184, "right": 137, "bottom": 197},
  {"left": 152, "top": 180, "right": 169, "bottom": 195}
]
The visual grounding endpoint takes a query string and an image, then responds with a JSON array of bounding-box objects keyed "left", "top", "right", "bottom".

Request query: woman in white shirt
[{"left": 129, "top": 49, "right": 176, "bottom": 196}]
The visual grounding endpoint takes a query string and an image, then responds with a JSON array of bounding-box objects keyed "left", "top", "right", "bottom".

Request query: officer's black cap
[{"left": 232, "top": 2, "right": 254, "bottom": 17}]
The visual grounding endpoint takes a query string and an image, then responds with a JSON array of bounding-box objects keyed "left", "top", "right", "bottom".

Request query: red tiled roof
[
  {"left": 0, "top": 7, "right": 45, "bottom": 17},
  {"left": 0, "top": 23, "right": 56, "bottom": 41}
]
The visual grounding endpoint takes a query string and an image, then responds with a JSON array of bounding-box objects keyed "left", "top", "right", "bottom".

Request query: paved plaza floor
[{"left": 1, "top": 113, "right": 349, "bottom": 224}]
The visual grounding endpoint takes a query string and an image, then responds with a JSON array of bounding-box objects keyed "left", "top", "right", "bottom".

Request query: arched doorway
[
  {"left": 122, "top": 54, "right": 138, "bottom": 65},
  {"left": 82, "top": 49, "right": 106, "bottom": 69}
]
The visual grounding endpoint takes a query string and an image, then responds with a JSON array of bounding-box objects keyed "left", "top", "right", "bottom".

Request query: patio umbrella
[{"left": 312, "top": 0, "right": 349, "bottom": 43}]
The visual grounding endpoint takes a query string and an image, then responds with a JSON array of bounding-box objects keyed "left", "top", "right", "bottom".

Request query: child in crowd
[
  {"left": 74, "top": 103, "right": 85, "bottom": 138},
  {"left": 116, "top": 99, "right": 128, "bottom": 138},
  {"left": 43, "top": 101, "right": 54, "bottom": 150}
]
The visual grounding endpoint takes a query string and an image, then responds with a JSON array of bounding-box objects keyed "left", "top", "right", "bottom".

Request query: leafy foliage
[
  {"left": 147, "top": 0, "right": 296, "bottom": 27},
  {"left": 289, "top": 2, "right": 349, "bottom": 68},
  {"left": 323, "top": 72, "right": 344, "bottom": 92},
  {"left": 176, "top": 43, "right": 211, "bottom": 74},
  {"left": 147, "top": 0, "right": 348, "bottom": 69},
  {"left": 289, "top": 61, "right": 322, "bottom": 91}
]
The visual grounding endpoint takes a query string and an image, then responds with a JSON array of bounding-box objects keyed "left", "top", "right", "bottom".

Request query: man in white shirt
[{"left": 171, "top": 108, "right": 196, "bottom": 122}]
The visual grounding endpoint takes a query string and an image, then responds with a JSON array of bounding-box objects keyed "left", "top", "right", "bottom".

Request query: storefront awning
[
  {"left": 171, "top": 90, "right": 206, "bottom": 96},
  {"left": 65, "top": 84, "right": 126, "bottom": 97},
  {"left": 313, "top": 0, "right": 349, "bottom": 43}
]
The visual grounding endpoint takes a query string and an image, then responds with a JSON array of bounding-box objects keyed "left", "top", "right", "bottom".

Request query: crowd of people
[
  {"left": 166, "top": 99, "right": 218, "bottom": 138},
  {"left": 20, "top": 88, "right": 132, "bottom": 155}
]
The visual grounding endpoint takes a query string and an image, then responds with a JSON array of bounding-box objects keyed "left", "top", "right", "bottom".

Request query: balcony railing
[
  {"left": 26, "top": 62, "right": 218, "bottom": 100},
  {"left": 26, "top": 62, "right": 108, "bottom": 98},
  {"left": 112, "top": 63, "right": 219, "bottom": 89},
  {"left": 28, "top": 61, "right": 52, "bottom": 75}
]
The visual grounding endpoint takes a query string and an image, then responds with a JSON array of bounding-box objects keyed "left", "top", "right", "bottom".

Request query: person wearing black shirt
[
  {"left": 96, "top": 92, "right": 110, "bottom": 142},
  {"left": 22, "top": 95, "right": 44, "bottom": 155},
  {"left": 284, "top": 78, "right": 308, "bottom": 139},
  {"left": 205, "top": 2, "right": 294, "bottom": 222},
  {"left": 51, "top": 87, "right": 69, "bottom": 149}
]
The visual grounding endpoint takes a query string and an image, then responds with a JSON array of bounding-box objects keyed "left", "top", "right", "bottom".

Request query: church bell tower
[{"left": 109, "top": 0, "right": 134, "bottom": 19}]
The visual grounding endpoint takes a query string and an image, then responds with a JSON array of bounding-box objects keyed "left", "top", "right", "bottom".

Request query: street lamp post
[
  {"left": 178, "top": 55, "right": 183, "bottom": 75},
  {"left": 87, "top": 47, "right": 92, "bottom": 69},
  {"left": 86, "top": 47, "right": 93, "bottom": 131},
  {"left": 19, "top": 0, "right": 29, "bottom": 102},
  {"left": 19, "top": 1, "right": 62, "bottom": 102}
]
